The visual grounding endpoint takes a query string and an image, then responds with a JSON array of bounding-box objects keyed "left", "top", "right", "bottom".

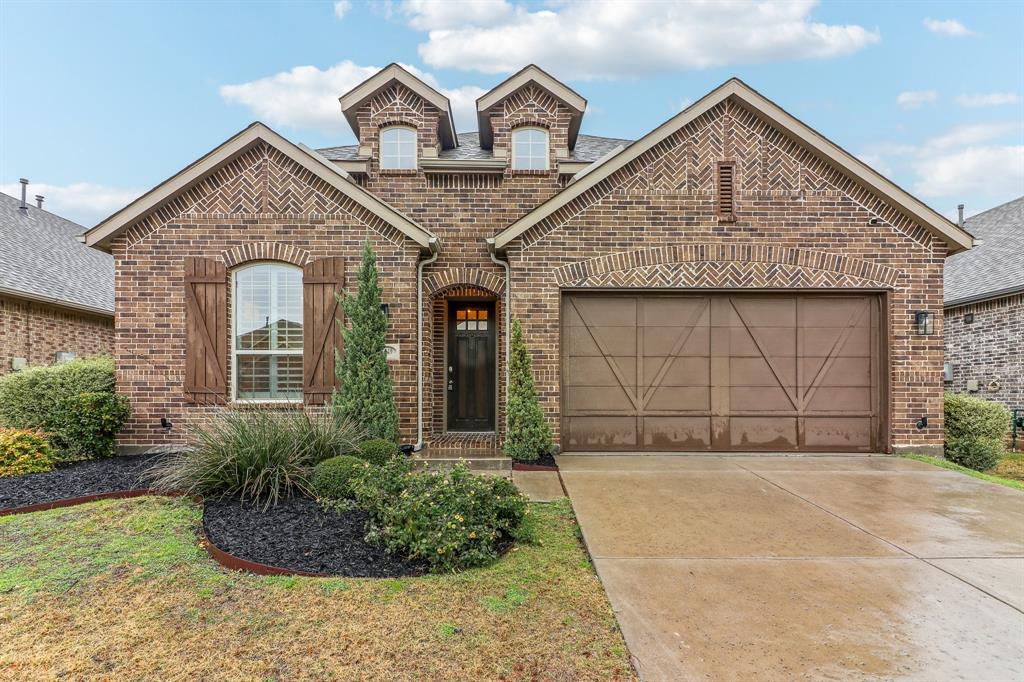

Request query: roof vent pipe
[
  {"left": 957, "top": 203, "right": 964, "bottom": 228},
  {"left": 18, "top": 178, "right": 28, "bottom": 212},
  {"left": 35, "top": 195, "right": 44, "bottom": 209}
]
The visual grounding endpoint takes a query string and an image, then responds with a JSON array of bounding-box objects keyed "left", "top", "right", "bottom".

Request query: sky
[{"left": 0, "top": 0, "right": 1021, "bottom": 227}]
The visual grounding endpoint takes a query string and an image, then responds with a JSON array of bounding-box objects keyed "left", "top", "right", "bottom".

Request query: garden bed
[
  {"left": 202, "top": 496, "right": 423, "bottom": 578},
  {"left": 0, "top": 453, "right": 165, "bottom": 511}
]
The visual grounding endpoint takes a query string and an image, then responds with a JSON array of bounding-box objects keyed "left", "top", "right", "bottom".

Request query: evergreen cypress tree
[
  {"left": 504, "top": 317, "right": 553, "bottom": 461},
  {"left": 333, "top": 242, "right": 399, "bottom": 442}
]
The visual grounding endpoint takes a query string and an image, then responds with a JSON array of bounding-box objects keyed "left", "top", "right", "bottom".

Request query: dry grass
[
  {"left": 0, "top": 497, "right": 634, "bottom": 681},
  {"left": 989, "top": 453, "right": 1024, "bottom": 482}
]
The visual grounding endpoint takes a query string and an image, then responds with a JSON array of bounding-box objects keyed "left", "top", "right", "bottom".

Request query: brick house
[
  {"left": 943, "top": 197, "right": 1023, "bottom": 421},
  {"left": 1, "top": 186, "right": 114, "bottom": 373},
  {"left": 84, "top": 65, "right": 972, "bottom": 456}
]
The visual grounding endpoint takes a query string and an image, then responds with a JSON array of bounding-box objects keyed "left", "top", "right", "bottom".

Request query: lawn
[
  {"left": 903, "top": 453, "right": 1024, "bottom": 491},
  {"left": 0, "top": 497, "right": 634, "bottom": 681}
]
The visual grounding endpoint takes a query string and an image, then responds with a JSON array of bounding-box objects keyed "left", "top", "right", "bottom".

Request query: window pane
[
  {"left": 512, "top": 128, "right": 548, "bottom": 170},
  {"left": 381, "top": 126, "right": 417, "bottom": 169},
  {"left": 236, "top": 354, "right": 303, "bottom": 401},
  {"left": 235, "top": 264, "right": 303, "bottom": 351}
]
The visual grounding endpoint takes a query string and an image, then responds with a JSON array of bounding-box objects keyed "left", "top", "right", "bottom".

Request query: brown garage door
[{"left": 562, "top": 293, "right": 885, "bottom": 452}]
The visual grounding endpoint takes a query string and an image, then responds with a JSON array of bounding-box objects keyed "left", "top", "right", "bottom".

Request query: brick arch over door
[
  {"left": 553, "top": 244, "right": 904, "bottom": 290},
  {"left": 423, "top": 268, "right": 505, "bottom": 299},
  {"left": 221, "top": 242, "right": 311, "bottom": 269}
]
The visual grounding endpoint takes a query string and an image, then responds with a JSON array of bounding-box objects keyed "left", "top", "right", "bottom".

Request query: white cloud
[
  {"left": 405, "top": 0, "right": 879, "bottom": 79},
  {"left": 956, "top": 92, "right": 1021, "bottom": 107},
  {"left": 219, "top": 61, "right": 484, "bottom": 137},
  {"left": 896, "top": 90, "right": 937, "bottom": 109},
  {"left": 0, "top": 182, "right": 141, "bottom": 226},
  {"left": 333, "top": 1, "right": 352, "bottom": 20},
  {"left": 923, "top": 121, "right": 1019, "bottom": 150},
  {"left": 923, "top": 18, "right": 975, "bottom": 37},
  {"left": 913, "top": 145, "right": 1024, "bottom": 197}
]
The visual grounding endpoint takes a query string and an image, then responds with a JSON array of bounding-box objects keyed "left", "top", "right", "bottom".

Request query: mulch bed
[
  {"left": 513, "top": 451, "right": 558, "bottom": 471},
  {"left": 202, "top": 496, "right": 424, "bottom": 578},
  {"left": 0, "top": 453, "right": 165, "bottom": 510}
]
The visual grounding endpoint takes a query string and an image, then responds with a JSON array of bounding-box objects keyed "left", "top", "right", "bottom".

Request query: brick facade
[
  {"left": 943, "top": 294, "right": 1024, "bottom": 413},
  {"left": 108, "top": 75, "right": 950, "bottom": 455},
  {"left": 0, "top": 295, "right": 113, "bottom": 374}
]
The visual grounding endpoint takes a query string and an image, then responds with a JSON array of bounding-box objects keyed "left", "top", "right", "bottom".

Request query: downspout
[
  {"left": 486, "top": 238, "right": 511, "bottom": 437},
  {"left": 415, "top": 238, "right": 440, "bottom": 451}
]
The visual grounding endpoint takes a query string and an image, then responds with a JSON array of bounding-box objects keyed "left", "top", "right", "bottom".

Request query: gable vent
[{"left": 716, "top": 161, "right": 736, "bottom": 222}]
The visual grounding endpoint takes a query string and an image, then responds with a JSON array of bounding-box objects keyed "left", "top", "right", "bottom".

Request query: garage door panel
[
  {"left": 730, "top": 417, "right": 799, "bottom": 450},
  {"left": 640, "top": 297, "right": 709, "bottom": 325},
  {"left": 731, "top": 298, "right": 797, "bottom": 327},
  {"left": 804, "top": 386, "right": 873, "bottom": 412},
  {"left": 645, "top": 386, "right": 710, "bottom": 411},
  {"left": 565, "top": 329, "right": 639, "bottom": 357},
  {"left": 804, "top": 417, "right": 872, "bottom": 450},
  {"left": 800, "top": 356, "right": 871, "bottom": 387},
  {"left": 643, "top": 326, "right": 709, "bottom": 356},
  {"left": 730, "top": 327, "right": 797, "bottom": 357},
  {"left": 643, "top": 356, "right": 710, "bottom": 387},
  {"left": 565, "top": 386, "right": 636, "bottom": 411},
  {"left": 643, "top": 417, "right": 711, "bottom": 449},
  {"left": 567, "top": 297, "right": 636, "bottom": 326},
  {"left": 730, "top": 357, "right": 796, "bottom": 387},
  {"left": 731, "top": 386, "right": 796, "bottom": 411},
  {"left": 565, "top": 356, "right": 636, "bottom": 387},
  {"left": 802, "top": 325, "right": 872, "bottom": 356},
  {"left": 799, "top": 297, "right": 868, "bottom": 326},
  {"left": 565, "top": 417, "right": 637, "bottom": 448}
]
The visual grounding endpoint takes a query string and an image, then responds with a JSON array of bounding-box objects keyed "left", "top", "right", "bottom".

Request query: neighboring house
[
  {"left": 84, "top": 64, "right": 972, "bottom": 456},
  {"left": 943, "top": 197, "right": 1023, "bottom": 416},
  {"left": 0, "top": 186, "right": 114, "bottom": 374}
]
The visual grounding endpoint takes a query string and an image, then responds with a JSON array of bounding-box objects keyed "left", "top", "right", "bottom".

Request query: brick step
[{"left": 414, "top": 455, "right": 512, "bottom": 473}]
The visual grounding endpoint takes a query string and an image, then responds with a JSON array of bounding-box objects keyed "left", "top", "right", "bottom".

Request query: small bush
[
  {"left": 354, "top": 438, "right": 399, "bottom": 466},
  {"left": 56, "top": 392, "right": 130, "bottom": 459},
  {"left": 0, "top": 429, "right": 56, "bottom": 477},
  {"left": 944, "top": 393, "right": 1010, "bottom": 471},
  {"left": 0, "top": 357, "right": 122, "bottom": 460},
  {"left": 312, "top": 455, "right": 369, "bottom": 500},
  {"left": 146, "top": 410, "right": 362, "bottom": 508},
  {"left": 354, "top": 462, "right": 531, "bottom": 572},
  {"left": 504, "top": 318, "right": 553, "bottom": 462}
]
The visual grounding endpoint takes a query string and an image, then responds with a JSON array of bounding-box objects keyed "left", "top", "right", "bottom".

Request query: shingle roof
[
  {"left": 0, "top": 192, "right": 114, "bottom": 315},
  {"left": 944, "top": 196, "right": 1024, "bottom": 306},
  {"left": 316, "top": 131, "right": 633, "bottom": 163}
]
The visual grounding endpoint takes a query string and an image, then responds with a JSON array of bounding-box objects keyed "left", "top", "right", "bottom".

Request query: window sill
[{"left": 379, "top": 168, "right": 419, "bottom": 175}]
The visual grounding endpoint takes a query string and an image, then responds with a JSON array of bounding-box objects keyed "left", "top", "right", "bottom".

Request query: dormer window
[
  {"left": 511, "top": 127, "right": 549, "bottom": 170},
  {"left": 380, "top": 125, "right": 417, "bottom": 170}
]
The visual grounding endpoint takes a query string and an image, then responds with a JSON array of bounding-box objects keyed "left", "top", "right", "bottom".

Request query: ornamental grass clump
[
  {"left": 147, "top": 410, "right": 362, "bottom": 509},
  {"left": 944, "top": 393, "right": 1010, "bottom": 471},
  {"left": 0, "top": 428, "right": 56, "bottom": 477},
  {"left": 354, "top": 461, "right": 533, "bottom": 572}
]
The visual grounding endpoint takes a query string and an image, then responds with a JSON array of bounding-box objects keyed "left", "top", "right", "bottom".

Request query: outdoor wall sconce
[
  {"left": 380, "top": 303, "right": 390, "bottom": 319},
  {"left": 914, "top": 310, "right": 933, "bottom": 335},
  {"left": 160, "top": 418, "right": 173, "bottom": 430},
  {"left": 916, "top": 416, "right": 928, "bottom": 430},
  {"left": 963, "top": 312, "right": 974, "bottom": 324}
]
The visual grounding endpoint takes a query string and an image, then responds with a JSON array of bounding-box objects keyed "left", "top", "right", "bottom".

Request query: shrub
[
  {"left": 354, "top": 438, "right": 399, "bottom": 466},
  {"left": 504, "top": 318, "right": 553, "bottom": 462},
  {"left": 0, "top": 429, "right": 56, "bottom": 477},
  {"left": 312, "top": 455, "right": 369, "bottom": 500},
  {"left": 146, "top": 409, "right": 362, "bottom": 509},
  {"left": 944, "top": 393, "right": 1010, "bottom": 471},
  {"left": 56, "top": 392, "right": 130, "bottom": 459},
  {"left": 333, "top": 242, "right": 399, "bottom": 442},
  {"left": 354, "top": 462, "right": 531, "bottom": 572},
  {"left": 0, "top": 357, "right": 123, "bottom": 460}
]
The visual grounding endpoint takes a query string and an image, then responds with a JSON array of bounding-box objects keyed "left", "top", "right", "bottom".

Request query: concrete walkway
[{"left": 558, "top": 454, "right": 1024, "bottom": 681}]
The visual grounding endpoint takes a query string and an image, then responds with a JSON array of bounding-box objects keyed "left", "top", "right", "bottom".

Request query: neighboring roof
[
  {"left": 317, "top": 131, "right": 632, "bottom": 163},
  {"left": 85, "top": 122, "right": 436, "bottom": 253},
  {"left": 476, "top": 64, "right": 587, "bottom": 150},
  {"left": 492, "top": 78, "right": 974, "bottom": 255},
  {"left": 338, "top": 63, "right": 457, "bottom": 149},
  {"left": 0, "top": 192, "right": 113, "bottom": 316},
  {"left": 944, "top": 196, "right": 1024, "bottom": 307}
]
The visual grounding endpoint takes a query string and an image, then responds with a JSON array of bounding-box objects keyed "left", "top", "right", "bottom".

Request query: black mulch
[
  {"left": 202, "top": 496, "right": 424, "bottom": 578},
  {"left": 0, "top": 453, "right": 166, "bottom": 510},
  {"left": 513, "top": 451, "right": 558, "bottom": 469}
]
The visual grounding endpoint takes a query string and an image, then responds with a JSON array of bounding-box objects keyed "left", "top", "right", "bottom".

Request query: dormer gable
[{"left": 476, "top": 65, "right": 586, "bottom": 151}]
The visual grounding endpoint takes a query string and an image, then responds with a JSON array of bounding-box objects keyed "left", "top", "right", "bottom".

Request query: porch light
[
  {"left": 380, "top": 303, "right": 390, "bottom": 319},
  {"left": 913, "top": 310, "right": 933, "bottom": 335},
  {"left": 963, "top": 312, "right": 974, "bottom": 324},
  {"left": 916, "top": 416, "right": 928, "bottom": 430}
]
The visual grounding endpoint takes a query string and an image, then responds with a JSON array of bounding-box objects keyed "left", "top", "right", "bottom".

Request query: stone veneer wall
[{"left": 0, "top": 295, "right": 113, "bottom": 374}]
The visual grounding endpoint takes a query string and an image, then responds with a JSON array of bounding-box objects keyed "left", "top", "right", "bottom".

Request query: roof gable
[
  {"left": 476, "top": 64, "right": 586, "bottom": 150},
  {"left": 85, "top": 122, "right": 435, "bottom": 252},
  {"left": 493, "top": 78, "right": 973, "bottom": 254}
]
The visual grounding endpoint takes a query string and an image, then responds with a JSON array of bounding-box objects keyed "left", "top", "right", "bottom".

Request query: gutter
[
  {"left": 415, "top": 238, "right": 441, "bottom": 451},
  {"left": 486, "top": 238, "right": 511, "bottom": 438}
]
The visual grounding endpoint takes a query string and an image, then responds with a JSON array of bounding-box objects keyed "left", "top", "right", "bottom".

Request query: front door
[{"left": 447, "top": 301, "right": 496, "bottom": 431}]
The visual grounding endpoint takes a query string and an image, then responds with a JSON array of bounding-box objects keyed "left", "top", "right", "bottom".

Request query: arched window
[
  {"left": 511, "top": 127, "right": 549, "bottom": 170},
  {"left": 380, "top": 125, "right": 417, "bottom": 169},
  {"left": 232, "top": 263, "right": 303, "bottom": 402}
]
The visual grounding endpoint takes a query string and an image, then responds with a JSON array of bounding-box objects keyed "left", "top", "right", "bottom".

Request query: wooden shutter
[
  {"left": 303, "top": 257, "right": 345, "bottom": 404},
  {"left": 716, "top": 161, "right": 736, "bottom": 222},
  {"left": 184, "top": 257, "right": 228, "bottom": 404}
]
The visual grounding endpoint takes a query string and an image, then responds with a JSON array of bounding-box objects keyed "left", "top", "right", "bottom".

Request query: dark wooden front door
[{"left": 447, "top": 301, "right": 496, "bottom": 431}]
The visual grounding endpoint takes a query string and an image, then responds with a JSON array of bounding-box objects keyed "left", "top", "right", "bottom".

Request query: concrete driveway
[{"left": 558, "top": 454, "right": 1024, "bottom": 681}]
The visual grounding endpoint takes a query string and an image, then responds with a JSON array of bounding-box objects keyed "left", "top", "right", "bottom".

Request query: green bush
[
  {"left": 354, "top": 462, "right": 531, "bottom": 572},
  {"left": 0, "top": 428, "right": 56, "bottom": 477},
  {"left": 354, "top": 438, "right": 399, "bottom": 466},
  {"left": 146, "top": 410, "right": 362, "bottom": 509},
  {"left": 0, "top": 357, "right": 122, "bottom": 460},
  {"left": 56, "top": 392, "right": 130, "bottom": 459},
  {"left": 504, "top": 318, "right": 553, "bottom": 462},
  {"left": 944, "top": 393, "right": 1010, "bottom": 471},
  {"left": 312, "top": 455, "right": 369, "bottom": 500}
]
